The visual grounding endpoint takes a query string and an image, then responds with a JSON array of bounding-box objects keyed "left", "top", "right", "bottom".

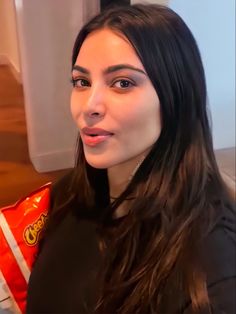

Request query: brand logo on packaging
[{"left": 23, "top": 213, "right": 47, "bottom": 246}]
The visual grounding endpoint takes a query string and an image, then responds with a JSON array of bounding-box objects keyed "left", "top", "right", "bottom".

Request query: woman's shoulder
[
  {"left": 202, "top": 204, "right": 236, "bottom": 283},
  {"left": 48, "top": 169, "right": 101, "bottom": 221},
  {"left": 182, "top": 205, "right": 236, "bottom": 313},
  {"left": 199, "top": 204, "right": 236, "bottom": 313}
]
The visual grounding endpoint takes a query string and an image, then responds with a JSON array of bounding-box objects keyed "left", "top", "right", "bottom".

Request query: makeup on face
[
  {"left": 71, "top": 64, "right": 148, "bottom": 92},
  {"left": 81, "top": 126, "right": 114, "bottom": 146},
  {"left": 70, "top": 28, "right": 161, "bottom": 173}
]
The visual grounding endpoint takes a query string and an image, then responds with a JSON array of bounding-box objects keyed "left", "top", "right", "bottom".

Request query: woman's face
[{"left": 71, "top": 28, "right": 162, "bottom": 169}]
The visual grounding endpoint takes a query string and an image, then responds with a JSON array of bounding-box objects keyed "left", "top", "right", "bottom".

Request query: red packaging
[{"left": 0, "top": 183, "right": 50, "bottom": 313}]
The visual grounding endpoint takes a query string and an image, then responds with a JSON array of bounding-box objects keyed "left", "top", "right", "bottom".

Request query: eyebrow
[{"left": 72, "top": 64, "right": 147, "bottom": 76}]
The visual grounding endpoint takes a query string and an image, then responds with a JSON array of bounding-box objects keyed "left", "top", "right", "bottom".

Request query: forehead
[{"left": 75, "top": 28, "right": 144, "bottom": 70}]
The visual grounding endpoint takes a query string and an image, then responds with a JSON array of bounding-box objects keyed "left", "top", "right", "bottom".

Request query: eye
[
  {"left": 70, "top": 78, "right": 90, "bottom": 88},
  {"left": 112, "top": 79, "right": 135, "bottom": 89}
]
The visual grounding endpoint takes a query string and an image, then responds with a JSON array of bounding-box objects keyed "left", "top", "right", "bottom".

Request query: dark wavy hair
[{"left": 46, "top": 4, "right": 233, "bottom": 313}]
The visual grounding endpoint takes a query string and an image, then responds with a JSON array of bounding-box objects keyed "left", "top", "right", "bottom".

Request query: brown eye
[
  {"left": 71, "top": 78, "right": 90, "bottom": 88},
  {"left": 112, "top": 79, "right": 134, "bottom": 89}
]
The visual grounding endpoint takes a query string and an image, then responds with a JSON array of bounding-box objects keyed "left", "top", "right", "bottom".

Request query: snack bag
[{"left": 0, "top": 183, "right": 51, "bottom": 313}]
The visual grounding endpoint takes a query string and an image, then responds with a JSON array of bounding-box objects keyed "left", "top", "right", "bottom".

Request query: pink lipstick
[{"left": 81, "top": 127, "right": 113, "bottom": 146}]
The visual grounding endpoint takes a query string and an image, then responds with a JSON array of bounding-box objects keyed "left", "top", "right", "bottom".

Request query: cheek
[
  {"left": 113, "top": 93, "right": 161, "bottom": 137},
  {"left": 70, "top": 93, "right": 80, "bottom": 121}
]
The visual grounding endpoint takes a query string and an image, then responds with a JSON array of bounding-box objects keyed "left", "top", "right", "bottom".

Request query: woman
[{"left": 26, "top": 4, "right": 235, "bottom": 314}]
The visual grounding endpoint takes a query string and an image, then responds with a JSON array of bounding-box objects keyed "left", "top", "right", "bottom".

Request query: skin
[{"left": 70, "top": 28, "right": 162, "bottom": 199}]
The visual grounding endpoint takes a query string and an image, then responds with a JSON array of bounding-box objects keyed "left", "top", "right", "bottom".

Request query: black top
[{"left": 26, "top": 171, "right": 236, "bottom": 314}]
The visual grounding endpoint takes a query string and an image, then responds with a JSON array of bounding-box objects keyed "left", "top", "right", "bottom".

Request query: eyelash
[
  {"left": 70, "top": 78, "right": 135, "bottom": 90},
  {"left": 111, "top": 79, "right": 135, "bottom": 89},
  {"left": 70, "top": 78, "right": 90, "bottom": 88}
]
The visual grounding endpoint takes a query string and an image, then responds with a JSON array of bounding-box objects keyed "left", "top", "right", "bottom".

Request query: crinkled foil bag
[{"left": 0, "top": 184, "right": 50, "bottom": 313}]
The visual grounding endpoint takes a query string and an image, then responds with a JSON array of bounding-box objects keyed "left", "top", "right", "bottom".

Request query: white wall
[
  {"left": 169, "top": 0, "right": 235, "bottom": 149},
  {"left": 15, "top": 0, "right": 99, "bottom": 172}
]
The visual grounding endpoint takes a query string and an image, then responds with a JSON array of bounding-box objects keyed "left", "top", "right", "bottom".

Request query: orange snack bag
[{"left": 0, "top": 183, "right": 50, "bottom": 313}]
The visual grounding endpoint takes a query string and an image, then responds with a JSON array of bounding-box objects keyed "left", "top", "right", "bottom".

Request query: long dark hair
[{"left": 50, "top": 4, "right": 233, "bottom": 313}]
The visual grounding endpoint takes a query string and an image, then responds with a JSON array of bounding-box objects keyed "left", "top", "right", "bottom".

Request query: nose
[{"left": 83, "top": 84, "right": 106, "bottom": 119}]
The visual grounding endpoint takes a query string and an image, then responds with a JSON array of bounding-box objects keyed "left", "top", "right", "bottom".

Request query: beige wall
[
  {"left": 0, "top": 1, "right": 7, "bottom": 55},
  {"left": 0, "top": 0, "right": 21, "bottom": 78}
]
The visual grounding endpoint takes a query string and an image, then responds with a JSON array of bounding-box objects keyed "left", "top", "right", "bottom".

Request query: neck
[{"left": 108, "top": 153, "right": 146, "bottom": 199}]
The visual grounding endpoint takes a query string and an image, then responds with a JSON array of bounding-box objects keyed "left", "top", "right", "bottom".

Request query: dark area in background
[
  {"left": 0, "top": 66, "right": 69, "bottom": 207},
  {"left": 100, "top": 0, "right": 130, "bottom": 11}
]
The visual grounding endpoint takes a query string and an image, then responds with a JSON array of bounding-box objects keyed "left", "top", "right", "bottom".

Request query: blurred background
[{"left": 0, "top": 0, "right": 235, "bottom": 207}]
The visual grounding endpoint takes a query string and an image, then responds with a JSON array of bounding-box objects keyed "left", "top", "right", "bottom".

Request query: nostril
[{"left": 89, "top": 112, "right": 101, "bottom": 118}]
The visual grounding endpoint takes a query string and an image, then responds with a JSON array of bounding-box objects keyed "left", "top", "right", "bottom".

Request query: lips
[
  {"left": 81, "top": 127, "right": 114, "bottom": 146},
  {"left": 82, "top": 127, "right": 113, "bottom": 136}
]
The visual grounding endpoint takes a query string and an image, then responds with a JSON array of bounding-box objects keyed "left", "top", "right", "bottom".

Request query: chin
[
  {"left": 85, "top": 157, "right": 111, "bottom": 169},
  {"left": 84, "top": 153, "right": 122, "bottom": 170}
]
